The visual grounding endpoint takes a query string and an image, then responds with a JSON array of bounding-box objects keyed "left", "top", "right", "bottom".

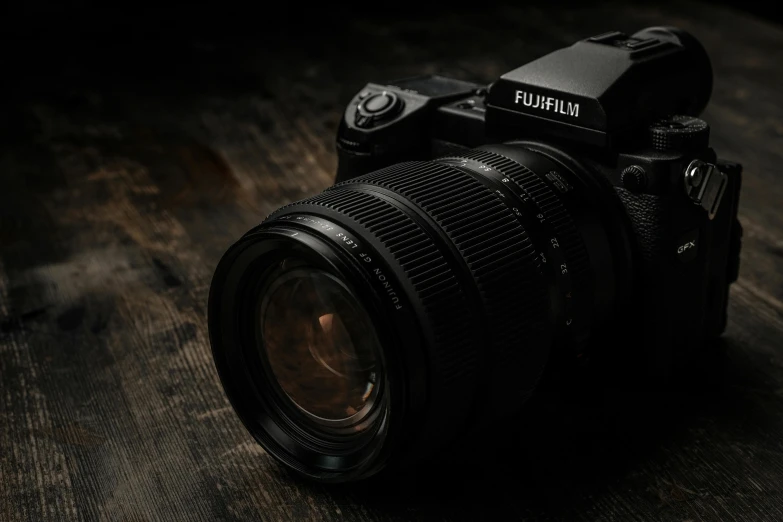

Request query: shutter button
[{"left": 363, "top": 93, "right": 394, "bottom": 113}]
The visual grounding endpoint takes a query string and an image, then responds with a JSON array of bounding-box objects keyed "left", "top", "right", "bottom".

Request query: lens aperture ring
[
  {"left": 436, "top": 155, "right": 573, "bottom": 331},
  {"left": 452, "top": 149, "right": 592, "bottom": 336}
]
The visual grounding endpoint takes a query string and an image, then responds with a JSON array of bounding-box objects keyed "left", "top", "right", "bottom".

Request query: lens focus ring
[{"left": 335, "top": 161, "right": 553, "bottom": 398}]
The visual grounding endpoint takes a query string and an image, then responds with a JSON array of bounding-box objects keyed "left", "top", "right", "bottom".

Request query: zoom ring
[
  {"left": 335, "top": 161, "right": 552, "bottom": 383},
  {"left": 454, "top": 149, "right": 592, "bottom": 303},
  {"left": 270, "top": 189, "right": 478, "bottom": 383}
]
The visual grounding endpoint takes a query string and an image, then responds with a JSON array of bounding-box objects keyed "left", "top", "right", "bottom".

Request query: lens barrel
[{"left": 208, "top": 143, "right": 626, "bottom": 482}]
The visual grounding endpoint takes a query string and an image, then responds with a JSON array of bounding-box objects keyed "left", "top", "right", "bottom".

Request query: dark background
[
  {"left": 3, "top": 0, "right": 782, "bottom": 88},
  {"left": 1, "top": 1, "right": 782, "bottom": 521}
]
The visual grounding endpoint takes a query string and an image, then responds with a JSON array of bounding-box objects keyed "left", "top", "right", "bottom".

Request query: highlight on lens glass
[
  {"left": 258, "top": 264, "right": 381, "bottom": 425},
  {"left": 208, "top": 26, "right": 743, "bottom": 483}
]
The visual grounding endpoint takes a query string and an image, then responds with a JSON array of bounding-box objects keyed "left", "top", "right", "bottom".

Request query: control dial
[
  {"left": 354, "top": 92, "right": 404, "bottom": 128},
  {"left": 649, "top": 115, "right": 710, "bottom": 152}
]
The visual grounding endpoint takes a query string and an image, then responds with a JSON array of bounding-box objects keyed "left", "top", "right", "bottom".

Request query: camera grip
[
  {"left": 614, "top": 189, "right": 670, "bottom": 261},
  {"left": 613, "top": 183, "right": 738, "bottom": 377}
]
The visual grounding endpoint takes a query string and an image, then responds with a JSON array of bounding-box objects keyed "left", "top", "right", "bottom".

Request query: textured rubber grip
[
  {"left": 613, "top": 187, "right": 672, "bottom": 262},
  {"left": 336, "top": 161, "right": 550, "bottom": 352}
]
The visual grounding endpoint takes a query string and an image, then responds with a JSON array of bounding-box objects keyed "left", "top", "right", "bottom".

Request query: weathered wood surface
[{"left": 1, "top": 3, "right": 782, "bottom": 521}]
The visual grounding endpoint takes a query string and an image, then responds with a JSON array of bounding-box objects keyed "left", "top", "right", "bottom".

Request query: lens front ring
[{"left": 208, "top": 222, "right": 409, "bottom": 481}]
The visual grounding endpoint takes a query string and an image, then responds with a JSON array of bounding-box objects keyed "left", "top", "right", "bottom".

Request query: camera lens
[
  {"left": 209, "top": 143, "right": 630, "bottom": 482},
  {"left": 258, "top": 264, "right": 381, "bottom": 425}
]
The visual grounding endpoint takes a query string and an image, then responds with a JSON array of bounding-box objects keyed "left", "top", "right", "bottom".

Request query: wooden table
[{"left": 2, "top": 3, "right": 782, "bottom": 521}]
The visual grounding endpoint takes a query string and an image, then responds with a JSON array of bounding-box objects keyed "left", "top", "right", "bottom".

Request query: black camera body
[
  {"left": 209, "top": 26, "right": 744, "bottom": 483},
  {"left": 335, "top": 27, "right": 742, "bottom": 377}
]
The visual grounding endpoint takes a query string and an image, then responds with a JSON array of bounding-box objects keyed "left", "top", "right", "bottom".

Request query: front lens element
[{"left": 258, "top": 264, "right": 382, "bottom": 425}]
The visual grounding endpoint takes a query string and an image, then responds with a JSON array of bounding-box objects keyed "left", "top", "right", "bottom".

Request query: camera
[{"left": 208, "top": 27, "right": 743, "bottom": 483}]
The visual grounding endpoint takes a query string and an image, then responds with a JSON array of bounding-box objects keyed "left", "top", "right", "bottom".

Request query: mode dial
[{"left": 354, "top": 92, "right": 404, "bottom": 128}]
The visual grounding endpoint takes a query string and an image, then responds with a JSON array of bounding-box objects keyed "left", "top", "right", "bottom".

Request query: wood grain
[{"left": 1, "top": 2, "right": 782, "bottom": 521}]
